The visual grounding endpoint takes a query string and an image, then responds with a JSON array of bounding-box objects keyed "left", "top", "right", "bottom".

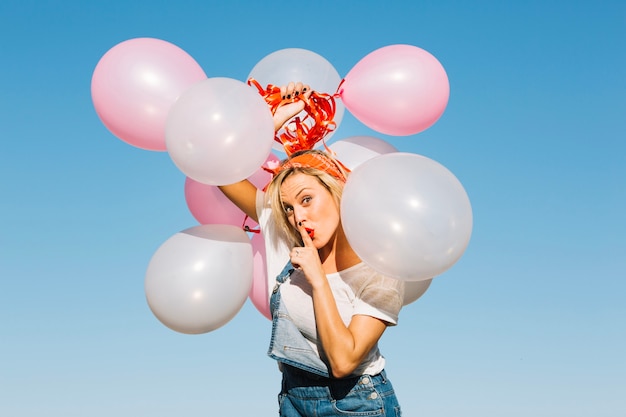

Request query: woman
[{"left": 219, "top": 82, "right": 404, "bottom": 416}]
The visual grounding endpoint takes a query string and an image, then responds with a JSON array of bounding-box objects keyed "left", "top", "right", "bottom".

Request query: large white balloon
[
  {"left": 145, "top": 224, "right": 253, "bottom": 334},
  {"left": 341, "top": 153, "right": 472, "bottom": 281},
  {"left": 329, "top": 135, "right": 397, "bottom": 171},
  {"left": 248, "top": 48, "right": 344, "bottom": 152},
  {"left": 165, "top": 77, "right": 274, "bottom": 185}
]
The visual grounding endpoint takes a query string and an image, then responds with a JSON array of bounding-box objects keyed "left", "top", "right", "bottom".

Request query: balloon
[
  {"left": 184, "top": 178, "right": 246, "bottom": 226},
  {"left": 403, "top": 279, "right": 432, "bottom": 305},
  {"left": 339, "top": 44, "right": 449, "bottom": 136},
  {"left": 329, "top": 135, "right": 397, "bottom": 171},
  {"left": 341, "top": 153, "right": 472, "bottom": 281},
  {"left": 144, "top": 224, "right": 253, "bottom": 334},
  {"left": 249, "top": 233, "right": 271, "bottom": 320},
  {"left": 247, "top": 152, "right": 280, "bottom": 189},
  {"left": 166, "top": 77, "right": 275, "bottom": 185},
  {"left": 91, "top": 37, "right": 207, "bottom": 151},
  {"left": 184, "top": 153, "right": 279, "bottom": 227},
  {"left": 248, "top": 48, "right": 345, "bottom": 152}
]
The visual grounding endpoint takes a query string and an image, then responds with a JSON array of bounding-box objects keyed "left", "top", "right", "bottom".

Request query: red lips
[{"left": 305, "top": 228, "right": 314, "bottom": 238}]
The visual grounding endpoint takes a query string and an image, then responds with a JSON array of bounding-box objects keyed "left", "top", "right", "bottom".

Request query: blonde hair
[{"left": 266, "top": 150, "right": 347, "bottom": 244}]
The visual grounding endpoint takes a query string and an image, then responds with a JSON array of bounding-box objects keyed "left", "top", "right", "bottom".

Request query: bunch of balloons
[{"left": 91, "top": 37, "right": 471, "bottom": 334}]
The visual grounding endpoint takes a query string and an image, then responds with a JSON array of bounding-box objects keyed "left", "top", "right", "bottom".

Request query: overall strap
[{"left": 276, "top": 260, "right": 295, "bottom": 284}]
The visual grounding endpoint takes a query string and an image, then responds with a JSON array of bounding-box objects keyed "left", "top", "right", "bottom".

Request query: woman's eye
[
  {"left": 284, "top": 206, "right": 293, "bottom": 215},
  {"left": 302, "top": 196, "right": 312, "bottom": 204}
]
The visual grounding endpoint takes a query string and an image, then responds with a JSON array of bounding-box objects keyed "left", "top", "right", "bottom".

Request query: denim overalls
[
  {"left": 267, "top": 261, "right": 331, "bottom": 377},
  {"left": 267, "top": 261, "right": 403, "bottom": 416}
]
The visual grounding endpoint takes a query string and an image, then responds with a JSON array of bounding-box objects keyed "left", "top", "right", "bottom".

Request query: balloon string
[
  {"left": 242, "top": 215, "right": 261, "bottom": 234},
  {"left": 248, "top": 78, "right": 338, "bottom": 156},
  {"left": 335, "top": 78, "right": 345, "bottom": 95}
]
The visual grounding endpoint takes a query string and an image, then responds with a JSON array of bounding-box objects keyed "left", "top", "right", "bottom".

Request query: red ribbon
[{"left": 248, "top": 78, "right": 339, "bottom": 156}]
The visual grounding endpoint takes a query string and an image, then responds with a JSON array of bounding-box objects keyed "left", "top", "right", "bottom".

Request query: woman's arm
[
  {"left": 218, "top": 180, "right": 259, "bottom": 223},
  {"left": 290, "top": 223, "right": 389, "bottom": 378},
  {"left": 218, "top": 82, "right": 311, "bottom": 219},
  {"left": 311, "top": 278, "right": 388, "bottom": 378}
]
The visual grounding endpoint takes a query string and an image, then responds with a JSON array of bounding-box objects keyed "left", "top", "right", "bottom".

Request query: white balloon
[
  {"left": 403, "top": 279, "right": 432, "bottom": 305},
  {"left": 341, "top": 153, "right": 472, "bottom": 281},
  {"left": 145, "top": 224, "right": 253, "bottom": 334},
  {"left": 329, "top": 135, "right": 397, "bottom": 171},
  {"left": 165, "top": 77, "right": 274, "bottom": 185},
  {"left": 248, "top": 48, "right": 344, "bottom": 152}
]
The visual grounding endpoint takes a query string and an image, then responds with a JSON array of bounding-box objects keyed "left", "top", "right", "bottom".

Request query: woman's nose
[{"left": 292, "top": 207, "right": 306, "bottom": 225}]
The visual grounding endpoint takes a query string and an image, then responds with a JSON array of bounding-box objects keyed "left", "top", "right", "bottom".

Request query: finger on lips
[{"left": 297, "top": 222, "right": 314, "bottom": 247}]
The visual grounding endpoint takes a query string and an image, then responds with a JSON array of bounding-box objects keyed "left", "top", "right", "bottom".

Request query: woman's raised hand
[{"left": 273, "top": 82, "right": 312, "bottom": 131}]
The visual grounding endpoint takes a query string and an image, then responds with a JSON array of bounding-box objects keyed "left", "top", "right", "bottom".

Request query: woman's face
[{"left": 280, "top": 172, "right": 341, "bottom": 250}]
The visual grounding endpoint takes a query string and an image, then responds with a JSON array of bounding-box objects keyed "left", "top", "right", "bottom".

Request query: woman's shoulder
[
  {"left": 338, "top": 262, "right": 404, "bottom": 321},
  {"left": 338, "top": 262, "right": 405, "bottom": 291}
]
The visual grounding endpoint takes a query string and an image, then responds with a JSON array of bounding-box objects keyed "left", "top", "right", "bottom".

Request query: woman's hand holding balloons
[
  {"left": 273, "top": 82, "right": 312, "bottom": 131},
  {"left": 248, "top": 48, "right": 345, "bottom": 151}
]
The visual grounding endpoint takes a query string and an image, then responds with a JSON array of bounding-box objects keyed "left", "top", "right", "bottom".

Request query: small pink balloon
[
  {"left": 184, "top": 153, "right": 279, "bottom": 227},
  {"left": 248, "top": 152, "right": 279, "bottom": 190},
  {"left": 339, "top": 44, "right": 449, "bottom": 136},
  {"left": 185, "top": 178, "right": 249, "bottom": 227},
  {"left": 249, "top": 233, "right": 271, "bottom": 320},
  {"left": 91, "top": 37, "right": 207, "bottom": 151}
]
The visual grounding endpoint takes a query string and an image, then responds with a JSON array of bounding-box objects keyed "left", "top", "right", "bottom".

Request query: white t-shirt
[{"left": 255, "top": 190, "right": 404, "bottom": 376}]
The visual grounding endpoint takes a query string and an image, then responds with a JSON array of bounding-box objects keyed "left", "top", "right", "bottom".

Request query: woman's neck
[{"left": 318, "top": 224, "right": 361, "bottom": 274}]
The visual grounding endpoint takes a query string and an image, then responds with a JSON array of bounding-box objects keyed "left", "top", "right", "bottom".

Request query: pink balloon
[
  {"left": 248, "top": 152, "right": 280, "bottom": 190},
  {"left": 249, "top": 233, "right": 271, "bottom": 320},
  {"left": 91, "top": 38, "right": 207, "bottom": 151},
  {"left": 184, "top": 153, "right": 279, "bottom": 227},
  {"left": 185, "top": 178, "right": 250, "bottom": 227},
  {"left": 339, "top": 44, "right": 449, "bottom": 136}
]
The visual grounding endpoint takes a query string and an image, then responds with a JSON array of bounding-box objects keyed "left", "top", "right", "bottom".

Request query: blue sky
[{"left": 1, "top": 1, "right": 624, "bottom": 415}]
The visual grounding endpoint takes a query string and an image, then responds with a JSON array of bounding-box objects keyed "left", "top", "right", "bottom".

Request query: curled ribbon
[{"left": 248, "top": 78, "right": 338, "bottom": 156}]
